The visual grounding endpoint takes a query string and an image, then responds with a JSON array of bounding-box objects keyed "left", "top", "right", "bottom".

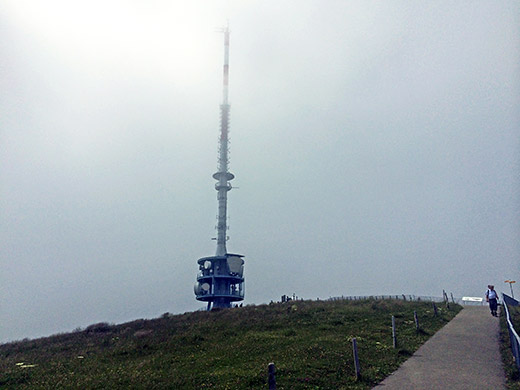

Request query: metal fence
[
  {"left": 326, "top": 293, "right": 498, "bottom": 307},
  {"left": 326, "top": 294, "right": 448, "bottom": 303},
  {"left": 502, "top": 293, "right": 520, "bottom": 371}
]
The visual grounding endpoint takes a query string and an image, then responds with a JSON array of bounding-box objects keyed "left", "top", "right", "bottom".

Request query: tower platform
[{"left": 194, "top": 253, "right": 245, "bottom": 310}]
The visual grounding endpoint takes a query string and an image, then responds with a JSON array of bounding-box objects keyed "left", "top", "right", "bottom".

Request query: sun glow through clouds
[{"left": 4, "top": 1, "right": 220, "bottom": 85}]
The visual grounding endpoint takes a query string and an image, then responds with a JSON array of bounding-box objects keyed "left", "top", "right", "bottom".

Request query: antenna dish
[
  {"left": 227, "top": 256, "right": 244, "bottom": 274},
  {"left": 204, "top": 260, "right": 212, "bottom": 269},
  {"left": 201, "top": 283, "right": 210, "bottom": 291}
]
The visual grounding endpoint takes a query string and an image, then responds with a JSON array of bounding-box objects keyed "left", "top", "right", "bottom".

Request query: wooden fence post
[
  {"left": 443, "top": 290, "right": 450, "bottom": 308},
  {"left": 392, "top": 315, "right": 397, "bottom": 348},
  {"left": 352, "top": 338, "right": 361, "bottom": 380},
  {"left": 414, "top": 311, "right": 419, "bottom": 332},
  {"left": 268, "top": 362, "right": 276, "bottom": 390}
]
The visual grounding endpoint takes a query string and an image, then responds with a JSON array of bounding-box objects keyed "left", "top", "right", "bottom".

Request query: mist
[{"left": 1, "top": 1, "right": 519, "bottom": 343}]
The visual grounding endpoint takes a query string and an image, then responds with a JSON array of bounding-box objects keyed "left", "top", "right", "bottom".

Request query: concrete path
[{"left": 374, "top": 306, "right": 506, "bottom": 390}]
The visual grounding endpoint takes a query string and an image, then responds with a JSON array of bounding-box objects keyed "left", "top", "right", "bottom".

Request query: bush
[{"left": 84, "top": 322, "right": 112, "bottom": 334}]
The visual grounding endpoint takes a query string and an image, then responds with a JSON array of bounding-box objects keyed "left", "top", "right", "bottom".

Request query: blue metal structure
[
  {"left": 195, "top": 254, "right": 245, "bottom": 310},
  {"left": 503, "top": 293, "right": 520, "bottom": 371},
  {"left": 194, "top": 26, "right": 246, "bottom": 310}
]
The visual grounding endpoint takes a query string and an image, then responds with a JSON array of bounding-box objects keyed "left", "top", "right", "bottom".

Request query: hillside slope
[{"left": 0, "top": 299, "right": 461, "bottom": 389}]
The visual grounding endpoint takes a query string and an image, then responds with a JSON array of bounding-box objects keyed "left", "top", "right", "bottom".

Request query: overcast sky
[{"left": 1, "top": 1, "right": 519, "bottom": 343}]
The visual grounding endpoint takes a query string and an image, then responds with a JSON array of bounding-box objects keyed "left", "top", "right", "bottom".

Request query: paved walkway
[{"left": 374, "top": 306, "right": 506, "bottom": 390}]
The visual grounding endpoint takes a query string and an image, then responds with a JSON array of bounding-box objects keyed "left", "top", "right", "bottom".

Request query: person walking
[{"left": 485, "top": 285, "right": 499, "bottom": 317}]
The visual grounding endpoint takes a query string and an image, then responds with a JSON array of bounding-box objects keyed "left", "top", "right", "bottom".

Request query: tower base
[{"left": 194, "top": 253, "right": 245, "bottom": 311}]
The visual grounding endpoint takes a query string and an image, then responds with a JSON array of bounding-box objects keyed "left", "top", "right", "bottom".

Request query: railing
[
  {"left": 326, "top": 294, "right": 447, "bottom": 303},
  {"left": 502, "top": 293, "right": 520, "bottom": 370},
  {"left": 196, "top": 286, "right": 244, "bottom": 299},
  {"left": 326, "top": 293, "right": 495, "bottom": 306}
]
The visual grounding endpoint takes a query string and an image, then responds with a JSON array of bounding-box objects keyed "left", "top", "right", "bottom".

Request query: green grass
[
  {"left": 500, "top": 304, "right": 520, "bottom": 389},
  {"left": 0, "top": 299, "right": 461, "bottom": 389}
]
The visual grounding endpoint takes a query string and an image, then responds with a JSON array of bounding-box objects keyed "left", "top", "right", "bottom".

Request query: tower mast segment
[{"left": 214, "top": 26, "right": 233, "bottom": 257}]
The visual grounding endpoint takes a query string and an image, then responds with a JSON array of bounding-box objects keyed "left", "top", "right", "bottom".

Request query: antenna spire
[
  {"left": 222, "top": 25, "right": 230, "bottom": 105},
  {"left": 213, "top": 25, "right": 233, "bottom": 257}
]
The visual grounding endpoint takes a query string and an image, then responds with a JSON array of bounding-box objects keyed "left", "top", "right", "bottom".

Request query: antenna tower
[{"left": 194, "top": 26, "right": 246, "bottom": 310}]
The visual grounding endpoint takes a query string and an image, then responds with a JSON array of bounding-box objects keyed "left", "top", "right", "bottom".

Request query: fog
[{"left": 1, "top": 1, "right": 519, "bottom": 343}]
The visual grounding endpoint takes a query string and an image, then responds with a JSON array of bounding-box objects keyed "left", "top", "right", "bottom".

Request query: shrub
[{"left": 84, "top": 322, "right": 112, "bottom": 334}]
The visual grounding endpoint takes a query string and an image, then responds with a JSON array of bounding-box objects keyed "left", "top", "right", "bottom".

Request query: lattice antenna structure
[
  {"left": 214, "top": 25, "right": 232, "bottom": 257},
  {"left": 194, "top": 26, "right": 246, "bottom": 311}
]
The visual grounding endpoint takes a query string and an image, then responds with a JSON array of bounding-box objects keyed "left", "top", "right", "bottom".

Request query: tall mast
[
  {"left": 213, "top": 26, "right": 233, "bottom": 256},
  {"left": 194, "top": 25, "right": 246, "bottom": 311}
]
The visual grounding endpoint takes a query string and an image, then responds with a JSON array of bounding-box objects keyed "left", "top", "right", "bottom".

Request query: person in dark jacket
[{"left": 486, "top": 285, "right": 499, "bottom": 317}]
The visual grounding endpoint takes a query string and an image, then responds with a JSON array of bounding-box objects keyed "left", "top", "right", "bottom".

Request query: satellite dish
[
  {"left": 201, "top": 283, "right": 210, "bottom": 291},
  {"left": 227, "top": 256, "right": 244, "bottom": 274},
  {"left": 194, "top": 283, "right": 202, "bottom": 295},
  {"left": 204, "top": 261, "right": 212, "bottom": 270}
]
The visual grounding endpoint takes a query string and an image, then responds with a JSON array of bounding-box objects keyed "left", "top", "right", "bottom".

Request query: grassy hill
[{"left": 0, "top": 298, "right": 461, "bottom": 389}]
